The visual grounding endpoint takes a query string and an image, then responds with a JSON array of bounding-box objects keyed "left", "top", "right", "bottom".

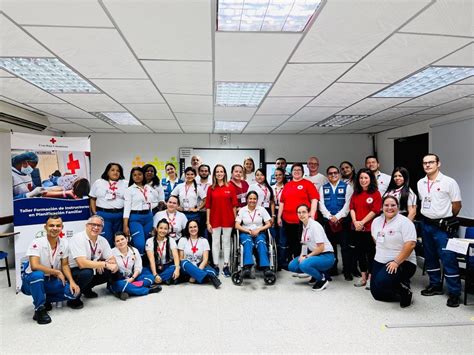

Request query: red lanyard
[
  {"left": 259, "top": 184, "right": 268, "bottom": 200},
  {"left": 184, "top": 183, "right": 193, "bottom": 197},
  {"left": 157, "top": 240, "right": 166, "bottom": 258},
  {"left": 122, "top": 255, "right": 130, "bottom": 269},
  {"left": 426, "top": 178, "right": 436, "bottom": 194},
  {"left": 190, "top": 238, "right": 199, "bottom": 254},
  {"left": 138, "top": 185, "right": 148, "bottom": 202},
  {"left": 382, "top": 218, "right": 388, "bottom": 231},
  {"left": 49, "top": 241, "right": 59, "bottom": 268},
  {"left": 301, "top": 227, "right": 309, "bottom": 243},
  {"left": 89, "top": 240, "right": 99, "bottom": 259},
  {"left": 248, "top": 208, "right": 258, "bottom": 223},
  {"left": 166, "top": 211, "right": 176, "bottom": 226},
  {"left": 108, "top": 181, "right": 118, "bottom": 198}
]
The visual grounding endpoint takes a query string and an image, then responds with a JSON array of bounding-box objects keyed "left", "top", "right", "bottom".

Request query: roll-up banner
[{"left": 11, "top": 132, "right": 91, "bottom": 291}]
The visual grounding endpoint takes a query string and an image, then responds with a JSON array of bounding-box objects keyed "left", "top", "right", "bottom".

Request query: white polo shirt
[
  {"left": 272, "top": 184, "right": 284, "bottom": 209},
  {"left": 153, "top": 210, "right": 188, "bottom": 240},
  {"left": 171, "top": 183, "right": 206, "bottom": 211},
  {"left": 68, "top": 231, "right": 113, "bottom": 268},
  {"left": 417, "top": 172, "right": 462, "bottom": 219},
  {"left": 236, "top": 205, "right": 271, "bottom": 230},
  {"left": 112, "top": 246, "right": 142, "bottom": 277},
  {"left": 178, "top": 237, "right": 210, "bottom": 266},
  {"left": 25, "top": 237, "right": 69, "bottom": 274},
  {"left": 371, "top": 214, "right": 417, "bottom": 265},
  {"left": 375, "top": 172, "right": 391, "bottom": 195},
  {"left": 89, "top": 179, "right": 127, "bottom": 209},
  {"left": 306, "top": 173, "right": 328, "bottom": 190},
  {"left": 385, "top": 187, "right": 417, "bottom": 213},
  {"left": 300, "top": 219, "right": 334, "bottom": 255},
  {"left": 248, "top": 183, "right": 272, "bottom": 208},
  {"left": 123, "top": 184, "right": 154, "bottom": 218},
  {"left": 145, "top": 237, "right": 178, "bottom": 265},
  {"left": 147, "top": 183, "right": 165, "bottom": 209}
]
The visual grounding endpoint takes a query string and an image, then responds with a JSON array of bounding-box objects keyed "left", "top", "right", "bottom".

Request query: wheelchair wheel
[
  {"left": 264, "top": 272, "right": 276, "bottom": 285},
  {"left": 232, "top": 271, "right": 243, "bottom": 286},
  {"left": 230, "top": 231, "right": 240, "bottom": 274},
  {"left": 268, "top": 231, "right": 278, "bottom": 273}
]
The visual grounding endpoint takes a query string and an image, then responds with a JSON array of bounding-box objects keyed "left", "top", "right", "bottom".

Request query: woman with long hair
[
  {"left": 248, "top": 168, "right": 275, "bottom": 219},
  {"left": 143, "top": 164, "right": 165, "bottom": 215},
  {"left": 271, "top": 167, "right": 287, "bottom": 269},
  {"left": 383, "top": 167, "right": 417, "bottom": 221},
  {"left": 171, "top": 167, "right": 206, "bottom": 223},
  {"left": 153, "top": 195, "right": 188, "bottom": 241},
  {"left": 340, "top": 161, "right": 356, "bottom": 186},
  {"left": 243, "top": 157, "right": 256, "bottom": 184}
]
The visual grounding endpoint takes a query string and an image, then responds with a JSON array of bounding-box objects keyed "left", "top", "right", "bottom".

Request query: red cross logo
[
  {"left": 59, "top": 231, "right": 65, "bottom": 238},
  {"left": 191, "top": 246, "right": 198, "bottom": 253},
  {"left": 32, "top": 244, "right": 38, "bottom": 249},
  {"left": 67, "top": 153, "right": 80, "bottom": 174},
  {"left": 50, "top": 138, "right": 57, "bottom": 144},
  {"left": 109, "top": 184, "right": 118, "bottom": 192}
]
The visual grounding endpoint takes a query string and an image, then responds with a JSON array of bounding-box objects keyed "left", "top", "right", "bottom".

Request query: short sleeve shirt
[
  {"left": 25, "top": 237, "right": 69, "bottom": 274},
  {"left": 68, "top": 231, "right": 113, "bottom": 268},
  {"left": 178, "top": 237, "right": 210, "bottom": 265},
  {"left": 301, "top": 219, "right": 334, "bottom": 253},
  {"left": 112, "top": 246, "right": 142, "bottom": 277},
  {"left": 236, "top": 206, "right": 271, "bottom": 229},
  {"left": 89, "top": 179, "right": 127, "bottom": 209},
  {"left": 280, "top": 179, "right": 320, "bottom": 224},
  {"left": 145, "top": 237, "right": 178, "bottom": 265}
]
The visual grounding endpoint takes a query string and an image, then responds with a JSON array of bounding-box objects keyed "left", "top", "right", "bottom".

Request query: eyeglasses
[
  {"left": 328, "top": 171, "right": 339, "bottom": 176},
  {"left": 423, "top": 161, "right": 437, "bottom": 166},
  {"left": 87, "top": 223, "right": 103, "bottom": 229}
]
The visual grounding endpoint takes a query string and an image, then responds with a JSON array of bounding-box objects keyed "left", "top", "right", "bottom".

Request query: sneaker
[
  {"left": 344, "top": 273, "right": 353, "bottom": 281},
  {"left": 44, "top": 302, "right": 53, "bottom": 312},
  {"left": 209, "top": 274, "right": 222, "bottom": 289},
  {"left": 354, "top": 279, "right": 367, "bottom": 287},
  {"left": 365, "top": 280, "right": 371, "bottom": 290},
  {"left": 446, "top": 294, "right": 460, "bottom": 308},
  {"left": 312, "top": 279, "right": 329, "bottom": 291},
  {"left": 420, "top": 285, "right": 443, "bottom": 296},
  {"left": 308, "top": 277, "right": 316, "bottom": 284},
  {"left": 223, "top": 266, "right": 231, "bottom": 278},
  {"left": 149, "top": 284, "right": 162, "bottom": 294},
  {"left": 33, "top": 306, "right": 51, "bottom": 325},
  {"left": 399, "top": 284, "right": 413, "bottom": 308},
  {"left": 242, "top": 265, "right": 252, "bottom": 278},
  {"left": 67, "top": 299, "right": 84, "bottom": 310},
  {"left": 291, "top": 273, "right": 301, "bottom": 277},
  {"left": 297, "top": 273, "right": 310, "bottom": 279},
  {"left": 83, "top": 290, "right": 98, "bottom": 298}
]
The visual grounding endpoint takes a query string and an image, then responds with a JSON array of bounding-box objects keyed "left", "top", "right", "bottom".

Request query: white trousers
[{"left": 212, "top": 227, "right": 232, "bottom": 266}]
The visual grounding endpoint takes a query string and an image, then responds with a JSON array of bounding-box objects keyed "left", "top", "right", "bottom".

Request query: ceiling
[{"left": 0, "top": 0, "right": 473, "bottom": 135}]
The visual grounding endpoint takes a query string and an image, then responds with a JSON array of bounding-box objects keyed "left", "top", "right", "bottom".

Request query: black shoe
[
  {"left": 399, "top": 284, "right": 413, "bottom": 308},
  {"left": 263, "top": 268, "right": 274, "bottom": 278},
  {"left": 446, "top": 294, "right": 460, "bottom": 308},
  {"left": 420, "top": 285, "right": 443, "bottom": 296},
  {"left": 149, "top": 284, "right": 162, "bottom": 294},
  {"left": 344, "top": 273, "right": 353, "bottom": 281},
  {"left": 242, "top": 265, "right": 252, "bottom": 278},
  {"left": 312, "top": 279, "right": 329, "bottom": 291},
  {"left": 44, "top": 302, "right": 53, "bottom": 312},
  {"left": 67, "top": 299, "right": 84, "bottom": 310},
  {"left": 83, "top": 290, "right": 98, "bottom": 298},
  {"left": 33, "top": 306, "right": 51, "bottom": 325},
  {"left": 209, "top": 275, "right": 222, "bottom": 289},
  {"left": 223, "top": 266, "right": 231, "bottom": 278},
  {"left": 308, "top": 277, "right": 316, "bottom": 284},
  {"left": 115, "top": 292, "right": 129, "bottom": 301}
]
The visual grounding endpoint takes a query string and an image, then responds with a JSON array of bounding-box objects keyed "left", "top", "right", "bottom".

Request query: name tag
[
  {"left": 301, "top": 245, "right": 308, "bottom": 256},
  {"left": 263, "top": 202, "right": 269, "bottom": 208},
  {"left": 241, "top": 197, "right": 246, "bottom": 203},
  {"left": 423, "top": 197, "right": 431, "bottom": 209},
  {"left": 376, "top": 231, "right": 385, "bottom": 244},
  {"left": 105, "top": 191, "right": 115, "bottom": 200}
]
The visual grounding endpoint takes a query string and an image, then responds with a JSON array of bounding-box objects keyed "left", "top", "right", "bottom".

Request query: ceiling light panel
[
  {"left": 92, "top": 79, "right": 165, "bottom": 104},
  {"left": 215, "top": 120, "right": 247, "bottom": 133},
  {"left": 217, "top": 0, "right": 322, "bottom": 32},
  {"left": 215, "top": 82, "right": 272, "bottom": 107},
  {"left": 316, "top": 115, "right": 368, "bottom": 127},
  {"left": 0, "top": 58, "right": 99, "bottom": 93},
  {"left": 373, "top": 67, "right": 474, "bottom": 98},
  {"left": 26, "top": 27, "right": 147, "bottom": 79},
  {"left": 91, "top": 112, "right": 142, "bottom": 126},
  {"left": 291, "top": 0, "right": 429, "bottom": 62}
]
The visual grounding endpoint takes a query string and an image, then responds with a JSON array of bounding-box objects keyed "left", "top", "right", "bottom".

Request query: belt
[
  {"left": 96, "top": 206, "right": 124, "bottom": 213},
  {"left": 422, "top": 216, "right": 443, "bottom": 226},
  {"left": 130, "top": 209, "right": 151, "bottom": 215}
]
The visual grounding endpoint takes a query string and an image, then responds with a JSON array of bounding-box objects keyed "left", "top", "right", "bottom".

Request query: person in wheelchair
[{"left": 235, "top": 191, "right": 275, "bottom": 280}]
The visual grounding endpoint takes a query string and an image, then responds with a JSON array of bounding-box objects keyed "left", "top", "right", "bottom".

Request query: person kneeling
[
  {"left": 178, "top": 220, "right": 221, "bottom": 288},
  {"left": 21, "top": 215, "right": 80, "bottom": 324},
  {"left": 289, "top": 205, "right": 335, "bottom": 291},
  {"left": 109, "top": 232, "right": 162, "bottom": 300}
]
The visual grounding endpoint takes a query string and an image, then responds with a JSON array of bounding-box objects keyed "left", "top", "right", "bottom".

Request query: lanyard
[
  {"left": 122, "top": 255, "right": 130, "bottom": 270},
  {"left": 157, "top": 239, "right": 166, "bottom": 259},
  {"left": 301, "top": 228, "right": 309, "bottom": 244},
  {"left": 275, "top": 185, "right": 283, "bottom": 202},
  {"left": 258, "top": 184, "right": 268, "bottom": 201},
  {"left": 248, "top": 208, "right": 258, "bottom": 223},
  {"left": 89, "top": 240, "right": 99, "bottom": 259},
  {"left": 184, "top": 183, "right": 194, "bottom": 197},
  {"left": 426, "top": 178, "right": 436, "bottom": 194},
  {"left": 166, "top": 211, "right": 176, "bottom": 226},
  {"left": 48, "top": 241, "right": 59, "bottom": 268},
  {"left": 190, "top": 238, "right": 199, "bottom": 254},
  {"left": 108, "top": 180, "right": 118, "bottom": 198},
  {"left": 138, "top": 185, "right": 148, "bottom": 202}
]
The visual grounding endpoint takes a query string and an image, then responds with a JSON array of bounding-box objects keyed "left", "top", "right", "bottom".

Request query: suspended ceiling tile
[
  {"left": 435, "top": 43, "right": 474, "bottom": 67},
  {"left": 142, "top": 119, "right": 181, "bottom": 131},
  {"left": 398, "top": 84, "right": 474, "bottom": 107},
  {"left": 164, "top": 94, "right": 213, "bottom": 114},
  {"left": 92, "top": 79, "right": 164, "bottom": 104},
  {"left": 291, "top": 0, "right": 429, "bottom": 62},
  {"left": 175, "top": 113, "right": 213, "bottom": 126},
  {"left": 365, "top": 106, "right": 429, "bottom": 120},
  {"left": 215, "top": 32, "right": 301, "bottom": 82},
  {"left": 356, "top": 125, "right": 398, "bottom": 133},
  {"left": 388, "top": 114, "right": 440, "bottom": 125},
  {"left": 67, "top": 118, "right": 114, "bottom": 129},
  {"left": 49, "top": 123, "right": 93, "bottom": 132},
  {"left": 308, "top": 83, "right": 387, "bottom": 107},
  {"left": 44, "top": 116, "right": 70, "bottom": 124},
  {"left": 247, "top": 115, "right": 289, "bottom": 126},
  {"left": 300, "top": 126, "right": 332, "bottom": 134},
  {"left": 26, "top": 27, "right": 146, "bottom": 78},
  {"left": 414, "top": 97, "right": 473, "bottom": 115},
  {"left": 256, "top": 97, "right": 311, "bottom": 115},
  {"left": 0, "top": 78, "right": 63, "bottom": 103},
  {"left": 401, "top": 0, "right": 474, "bottom": 37},
  {"left": 456, "top": 77, "right": 474, "bottom": 85},
  {"left": 103, "top": 0, "right": 212, "bottom": 60},
  {"left": 274, "top": 121, "right": 314, "bottom": 131},
  {"left": 341, "top": 33, "right": 471, "bottom": 83},
  {"left": 124, "top": 103, "right": 174, "bottom": 120},
  {"left": 143, "top": 61, "right": 212, "bottom": 95},
  {"left": 214, "top": 107, "right": 257, "bottom": 121},
  {"left": 119, "top": 125, "right": 152, "bottom": 133},
  {"left": 326, "top": 129, "right": 360, "bottom": 134},
  {"left": 289, "top": 106, "right": 343, "bottom": 122},
  {"left": 182, "top": 125, "right": 213, "bottom": 133},
  {"left": 338, "top": 98, "right": 409, "bottom": 115},
  {"left": 28, "top": 103, "right": 94, "bottom": 118},
  {"left": 0, "top": 69, "right": 15, "bottom": 77},
  {"left": 243, "top": 126, "right": 275, "bottom": 134},
  {"left": 270, "top": 63, "right": 352, "bottom": 96},
  {"left": 0, "top": 96, "right": 39, "bottom": 111},
  {"left": 91, "top": 127, "right": 123, "bottom": 133},
  {"left": 0, "top": 14, "right": 52, "bottom": 57},
  {"left": 56, "top": 93, "right": 123, "bottom": 112},
  {"left": 2, "top": 0, "right": 113, "bottom": 27}
]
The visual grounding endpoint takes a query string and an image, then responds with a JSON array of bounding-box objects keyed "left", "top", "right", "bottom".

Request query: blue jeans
[
  {"left": 142, "top": 264, "right": 176, "bottom": 284},
  {"left": 371, "top": 260, "right": 417, "bottom": 302},
  {"left": 109, "top": 272, "right": 154, "bottom": 296},
  {"left": 239, "top": 232, "right": 270, "bottom": 267},
  {"left": 422, "top": 221, "right": 461, "bottom": 296},
  {"left": 276, "top": 223, "right": 288, "bottom": 269},
  {"left": 288, "top": 253, "right": 335, "bottom": 281},
  {"left": 97, "top": 209, "right": 123, "bottom": 247},
  {"left": 129, "top": 212, "right": 154, "bottom": 254},
  {"left": 21, "top": 271, "right": 77, "bottom": 310},
  {"left": 180, "top": 260, "right": 217, "bottom": 284}
]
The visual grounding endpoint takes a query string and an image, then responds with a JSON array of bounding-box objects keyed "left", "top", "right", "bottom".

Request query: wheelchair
[{"left": 230, "top": 229, "right": 277, "bottom": 286}]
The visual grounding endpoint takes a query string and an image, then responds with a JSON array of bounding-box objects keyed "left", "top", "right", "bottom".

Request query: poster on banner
[{"left": 11, "top": 132, "right": 91, "bottom": 292}]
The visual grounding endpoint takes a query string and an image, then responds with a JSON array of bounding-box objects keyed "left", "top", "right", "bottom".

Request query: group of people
[{"left": 20, "top": 153, "right": 463, "bottom": 325}]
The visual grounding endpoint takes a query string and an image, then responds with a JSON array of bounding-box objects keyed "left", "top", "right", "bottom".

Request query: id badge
[
  {"left": 240, "top": 196, "right": 246, "bottom": 203},
  {"left": 249, "top": 224, "right": 257, "bottom": 231},
  {"left": 376, "top": 231, "right": 385, "bottom": 244},
  {"left": 301, "top": 245, "right": 308, "bottom": 256},
  {"left": 263, "top": 202, "right": 269, "bottom": 208},
  {"left": 142, "top": 202, "right": 150, "bottom": 210},
  {"left": 182, "top": 198, "right": 190, "bottom": 208},
  {"left": 170, "top": 232, "right": 176, "bottom": 239},
  {"left": 423, "top": 197, "right": 431, "bottom": 209},
  {"left": 105, "top": 191, "right": 115, "bottom": 200}
]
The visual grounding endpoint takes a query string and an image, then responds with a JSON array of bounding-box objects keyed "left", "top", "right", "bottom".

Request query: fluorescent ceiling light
[
  {"left": 91, "top": 112, "right": 142, "bottom": 126},
  {"left": 316, "top": 115, "right": 368, "bottom": 127},
  {"left": 214, "top": 120, "right": 247, "bottom": 132},
  {"left": 216, "top": 82, "right": 272, "bottom": 107},
  {"left": 373, "top": 66, "right": 474, "bottom": 98},
  {"left": 217, "top": 0, "right": 322, "bottom": 32},
  {"left": 0, "top": 57, "right": 99, "bottom": 94}
]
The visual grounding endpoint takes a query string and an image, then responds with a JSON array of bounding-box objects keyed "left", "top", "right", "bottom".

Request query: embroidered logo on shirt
[
  {"left": 297, "top": 185, "right": 303, "bottom": 190},
  {"left": 366, "top": 197, "right": 373, "bottom": 204},
  {"left": 32, "top": 244, "right": 38, "bottom": 249}
]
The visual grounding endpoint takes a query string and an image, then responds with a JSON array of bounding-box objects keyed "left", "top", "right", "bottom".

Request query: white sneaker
[
  {"left": 292, "top": 273, "right": 301, "bottom": 277},
  {"left": 297, "top": 273, "right": 311, "bottom": 279},
  {"left": 365, "top": 280, "right": 371, "bottom": 290}
]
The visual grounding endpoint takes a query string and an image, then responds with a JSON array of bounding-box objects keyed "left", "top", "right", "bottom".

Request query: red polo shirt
[
  {"left": 206, "top": 183, "right": 238, "bottom": 227},
  {"left": 280, "top": 179, "right": 320, "bottom": 224},
  {"left": 349, "top": 190, "right": 382, "bottom": 230},
  {"left": 229, "top": 179, "right": 249, "bottom": 208}
]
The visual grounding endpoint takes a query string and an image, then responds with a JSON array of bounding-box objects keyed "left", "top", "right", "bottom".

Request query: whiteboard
[
  {"left": 179, "top": 148, "right": 263, "bottom": 177},
  {"left": 431, "top": 118, "right": 474, "bottom": 218}
]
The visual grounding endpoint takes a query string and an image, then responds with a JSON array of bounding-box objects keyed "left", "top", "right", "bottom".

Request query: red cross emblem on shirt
[
  {"left": 59, "top": 230, "right": 65, "bottom": 238},
  {"left": 32, "top": 244, "right": 38, "bottom": 249},
  {"left": 67, "top": 153, "right": 80, "bottom": 174},
  {"left": 109, "top": 184, "right": 118, "bottom": 192},
  {"left": 191, "top": 245, "right": 198, "bottom": 253},
  {"left": 50, "top": 138, "right": 57, "bottom": 144}
]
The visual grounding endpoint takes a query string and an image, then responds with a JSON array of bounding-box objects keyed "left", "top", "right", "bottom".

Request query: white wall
[{"left": 66, "top": 133, "right": 373, "bottom": 181}]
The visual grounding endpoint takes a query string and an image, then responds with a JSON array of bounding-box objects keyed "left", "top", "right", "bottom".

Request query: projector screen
[{"left": 431, "top": 118, "right": 474, "bottom": 219}]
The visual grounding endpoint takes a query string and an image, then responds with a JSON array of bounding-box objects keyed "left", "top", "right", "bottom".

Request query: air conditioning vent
[{"left": 0, "top": 100, "right": 50, "bottom": 132}]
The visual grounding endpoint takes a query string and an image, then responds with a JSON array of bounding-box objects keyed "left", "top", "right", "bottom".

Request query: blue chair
[{"left": 0, "top": 251, "right": 12, "bottom": 287}]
